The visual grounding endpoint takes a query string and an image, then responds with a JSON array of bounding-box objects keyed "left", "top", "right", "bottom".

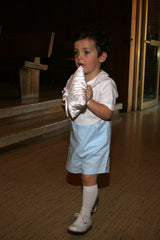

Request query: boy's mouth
[{"left": 79, "top": 63, "right": 84, "bottom": 67}]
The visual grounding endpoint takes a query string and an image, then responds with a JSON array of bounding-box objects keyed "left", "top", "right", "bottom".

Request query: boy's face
[{"left": 74, "top": 38, "right": 105, "bottom": 81}]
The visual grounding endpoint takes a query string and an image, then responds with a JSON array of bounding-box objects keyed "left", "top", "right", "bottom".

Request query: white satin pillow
[{"left": 62, "top": 66, "right": 87, "bottom": 119}]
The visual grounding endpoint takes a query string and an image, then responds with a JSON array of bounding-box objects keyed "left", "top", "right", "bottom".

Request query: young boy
[{"left": 62, "top": 27, "right": 118, "bottom": 234}]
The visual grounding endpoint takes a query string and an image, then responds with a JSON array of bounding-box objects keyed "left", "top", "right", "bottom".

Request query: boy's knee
[{"left": 82, "top": 174, "right": 97, "bottom": 186}]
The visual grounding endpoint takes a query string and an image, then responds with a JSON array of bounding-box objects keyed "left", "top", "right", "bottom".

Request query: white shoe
[
  {"left": 68, "top": 213, "right": 93, "bottom": 234},
  {"left": 91, "top": 196, "right": 99, "bottom": 214},
  {"left": 91, "top": 204, "right": 97, "bottom": 214}
]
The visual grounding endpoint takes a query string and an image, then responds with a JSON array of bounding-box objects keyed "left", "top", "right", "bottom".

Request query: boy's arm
[
  {"left": 87, "top": 85, "right": 113, "bottom": 121},
  {"left": 61, "top": 100, "right": 65, "bottom": 111},
  {"left": 87, "top": 100, "right": 113, "bottom": 121}
]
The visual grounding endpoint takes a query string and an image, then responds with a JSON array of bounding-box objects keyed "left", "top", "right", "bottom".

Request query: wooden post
[
  {"left": 19, "top": 57, "right": 40, "bottom": 99},
  {"left": 17, "top": 32, "right": 55, "bottom": 100},
  {"left": 127, "top": 0, "right": 137, "bottom": 112}
]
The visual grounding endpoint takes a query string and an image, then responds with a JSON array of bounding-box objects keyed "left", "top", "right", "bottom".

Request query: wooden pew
[{"left": 0, "top": 32, "right": 55, "bottom": 99}]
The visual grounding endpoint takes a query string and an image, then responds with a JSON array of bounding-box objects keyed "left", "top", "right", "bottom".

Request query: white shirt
[{"left": 74, "top": 70, "right": 118, "bottom": 125}]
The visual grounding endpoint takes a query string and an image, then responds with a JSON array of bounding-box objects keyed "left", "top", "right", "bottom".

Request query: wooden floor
[{"left": 0, "top": 106, "right": 160, "bottom": 240}]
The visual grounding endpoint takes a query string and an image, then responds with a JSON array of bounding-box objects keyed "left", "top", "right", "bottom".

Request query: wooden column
[
  {"left": 19, "top": 57, "right": 40, "bottom": 99},
  {"left": 17, "top": 32, "right": 54, "bottom": 100}
]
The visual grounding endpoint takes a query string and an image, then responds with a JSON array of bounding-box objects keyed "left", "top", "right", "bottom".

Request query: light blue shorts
[{"left": 66, "top": 121, "right": 111, "bottom": 174}]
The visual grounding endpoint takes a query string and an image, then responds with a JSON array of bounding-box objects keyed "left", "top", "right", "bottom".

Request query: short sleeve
[{"left": 95, "top": 78, "right": 118, "bottom": 111}]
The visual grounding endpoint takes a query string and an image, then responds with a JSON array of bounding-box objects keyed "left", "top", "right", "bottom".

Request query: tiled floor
[{"left": 0, "top": 105, "right": 160, "bottom": 240}]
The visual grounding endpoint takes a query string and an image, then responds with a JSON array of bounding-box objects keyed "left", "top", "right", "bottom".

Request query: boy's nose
[{"left": 77, "top": 52, "right": 82, "bottom": 59}]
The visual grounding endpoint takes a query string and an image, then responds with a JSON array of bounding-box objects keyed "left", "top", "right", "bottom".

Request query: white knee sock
[{"left": 80, "top": 184, "right": 98, "bottom": 216}]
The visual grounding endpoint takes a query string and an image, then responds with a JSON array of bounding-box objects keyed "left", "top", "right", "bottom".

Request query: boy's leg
[
  {"left": 68, "top": 174, "right": 98, "bottom": 234},
  {"left": 80, "top": 174, "right": 98, "bottom": 215},
  {"left": 82, "top": 174, "right": 97, "bottom": 186}
]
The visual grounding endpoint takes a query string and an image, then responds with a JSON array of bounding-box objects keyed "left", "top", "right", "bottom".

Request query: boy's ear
[{"left": 99, "top": 52, "right": 107, "bottom": 63}]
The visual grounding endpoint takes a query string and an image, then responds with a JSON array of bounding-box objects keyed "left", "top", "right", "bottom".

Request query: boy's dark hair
[{"left": 73, "top": 27, "right": 112, "bottom": 59}]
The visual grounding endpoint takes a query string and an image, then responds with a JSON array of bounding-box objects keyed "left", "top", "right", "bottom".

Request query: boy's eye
[
  {"left": 73, "top": 50, "right": 90, "bottom": 56},
  {"left": 74, "top": 50, "right": 79, "bottom": 56},
  {"left": 84, "top": 50, "right": 90, "bottom": 55}
]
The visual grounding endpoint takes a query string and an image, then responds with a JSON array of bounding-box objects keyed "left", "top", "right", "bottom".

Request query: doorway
[{"left": 133, "top": 0, "right": 160, "bottom": 110}]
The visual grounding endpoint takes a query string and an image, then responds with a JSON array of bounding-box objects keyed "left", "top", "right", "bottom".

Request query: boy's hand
[
  {"left": 87, "top": 85, "right": 93, "bottom": 103},
  {"left": 61, "top": 100, "right": 65, "bottom": 106},
  {"left": 61, "top": 100, "right": 65, "bottom": 111}
]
